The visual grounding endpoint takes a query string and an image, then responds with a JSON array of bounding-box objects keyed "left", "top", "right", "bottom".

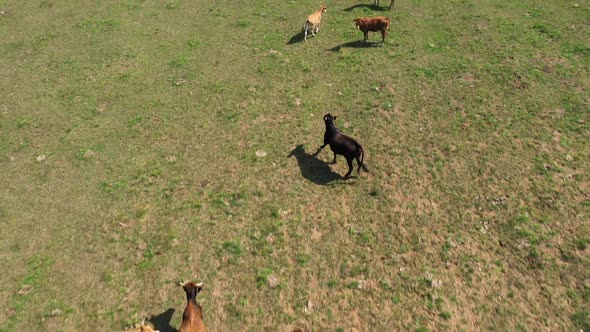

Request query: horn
[
  {"left": 196, "top": 282, "right": 203, "bottom": 287},
  {"left": 179, "top": 281, "right": 186, "bottom": 286}
]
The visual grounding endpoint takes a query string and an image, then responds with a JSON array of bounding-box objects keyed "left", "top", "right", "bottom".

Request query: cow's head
[
  {"left": 354, "top": 18, "right": 364, "bottom": 29},
  {"left": 180, "top": 281, "right": 203, "bottom": 298},
  {"left": 323, "top": 113, "right": 337, "bottom": 124}
]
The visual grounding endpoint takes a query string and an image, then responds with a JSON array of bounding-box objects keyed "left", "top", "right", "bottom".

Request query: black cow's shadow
[
  {"left": 287, "top": 30, "right": 306, "bottom": 44},
  {"left": 288, "top": 145, "right": 343, "bottom": 185},
  {"left": 328, "top": 40, "right": 381, "bottom": 52},
  {"left": 343, "top": 4, "right": 391, "bottom": 12},
  {"left": 147, "top": 308, "right": 177, "bottom": 332}
]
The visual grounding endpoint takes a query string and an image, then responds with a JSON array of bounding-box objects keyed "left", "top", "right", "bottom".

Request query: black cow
[{"left": 315, "top": 114, "right": 368, "bottom": 178}]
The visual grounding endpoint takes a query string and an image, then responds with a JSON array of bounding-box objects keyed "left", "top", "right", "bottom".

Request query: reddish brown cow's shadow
[{"left": 328, "top": 40, "right": 381, "bottom": 52}]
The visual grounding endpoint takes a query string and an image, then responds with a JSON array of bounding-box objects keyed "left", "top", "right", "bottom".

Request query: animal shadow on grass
[
  {"left": 343, "top": 4, "right": 390, "bottom": 12},
  {"left": 147, "top": 308, "right": 177, "bottom": 332},
  {"left": 287, "top": 30, "right": 306, "bottom": 44},
  {"left": 288, "top": 145, "right": 343, "bottom": 185},
  {"left": 328, "top": 40, "right": 381, "bottom": 52}
]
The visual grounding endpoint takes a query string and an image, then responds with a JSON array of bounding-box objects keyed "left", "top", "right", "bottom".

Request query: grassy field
[{"left": 1, "top": 0, "right": 589, "bottom": 330}]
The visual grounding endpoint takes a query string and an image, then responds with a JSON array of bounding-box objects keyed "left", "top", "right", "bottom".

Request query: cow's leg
[
  {"left": 355, "top": 155, "right": 363, "bottom": 173},
  {"left": 364, "top": 31, "right": 368, "bottom": 41},
  {"left": 319, "top": 137, "right": 329, "bottom": 151},
  {"left": 314, "top": 140, "right": 328, "bottom": 156},
  {"left": 381, "top": 30, "right": 386, "bottom": 44},
  {"left": 332, "top": 153, "right": 337, "bottom": 164},
  {"left": 389, "top": 0, "right": 395, "bottom": 9},
  {"left": 344, "top": 157, "right": 354, "bottom": 178},
  {"left": 304, "top": 27, "right": 308, "bottom": 41}
]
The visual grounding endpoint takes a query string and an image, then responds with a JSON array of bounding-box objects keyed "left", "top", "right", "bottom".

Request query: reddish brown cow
[
  {"left": 179, "top": 281, "right": 207, "bottom": 332},
  {"left": 354, "top": 16, "right": 391, "bottom": 44}
]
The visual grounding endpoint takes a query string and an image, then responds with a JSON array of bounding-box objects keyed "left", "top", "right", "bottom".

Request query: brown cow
[
  {"left": 179, "top": 281, "right": 207, "bottom": 332},
  {"left": 354, "top": 16, "right": 391, "bottom": 44}
]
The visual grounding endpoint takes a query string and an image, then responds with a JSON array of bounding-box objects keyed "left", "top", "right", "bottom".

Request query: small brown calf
[
  {"left": 354, "top": 16, "right": 391, "bottom": 44},
  {"left": 179, "top": 281, "right": 207, "bottom": 332}
]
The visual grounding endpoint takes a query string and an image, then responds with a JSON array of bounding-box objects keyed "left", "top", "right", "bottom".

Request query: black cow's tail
[{"left": 358, "top": 143, "right": 369, "bottom": 172}]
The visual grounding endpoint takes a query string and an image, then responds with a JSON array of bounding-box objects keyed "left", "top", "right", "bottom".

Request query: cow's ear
[{"left": 333, "top": 116, "right": 337, "bottom": 121}]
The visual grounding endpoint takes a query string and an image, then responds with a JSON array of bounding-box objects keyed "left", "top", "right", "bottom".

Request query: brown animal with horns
[
  {"left": 304, "top": 5, "right": 327, "bottom": 41},
  {"left": 179, "top": 281, "right": 207, "bottom": 332},
  {"left": 354, "top": 16, "right": 391, "bottom": 44}
]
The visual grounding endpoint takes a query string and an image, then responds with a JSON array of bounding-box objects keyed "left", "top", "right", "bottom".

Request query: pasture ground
[{"left": 0, "top": 0, "right": 589, "bottom": 330}]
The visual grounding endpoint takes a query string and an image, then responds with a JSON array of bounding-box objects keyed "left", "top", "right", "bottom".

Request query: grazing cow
[
  {"left": 179, "top": 281, "right": 207, "bottom": 332},
  {"left": 354, "top": 16, "right": 391, "bottom": 44},
  {"left": 315, "top": 114, "right": 368, "bottom": 178},
  {"left": 373, "top": 0, "right": 395, "bottom": 10},
  {"left": 304, "top": 5, "right": 327, "bottom": 41}
]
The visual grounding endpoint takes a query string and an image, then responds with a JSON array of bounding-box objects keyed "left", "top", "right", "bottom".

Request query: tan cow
[
  {"left": 124, "top": 319, "right": 160, "bottom": 332},
  {"left": 304, "top": 5, "right": 327, "bottom": 41}
]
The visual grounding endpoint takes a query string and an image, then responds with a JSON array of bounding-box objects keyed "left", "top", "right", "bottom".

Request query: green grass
[{"left": 0, "top": 0, "right": 589, "bottom": 330}]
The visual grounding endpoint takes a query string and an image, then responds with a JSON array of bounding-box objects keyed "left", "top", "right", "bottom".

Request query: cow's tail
[
  {"left": 358, "top": 143, "right": 369, "bottom": 172},
  {"left": 387, "top": 18, "right": 391, "bottom": 32}
]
